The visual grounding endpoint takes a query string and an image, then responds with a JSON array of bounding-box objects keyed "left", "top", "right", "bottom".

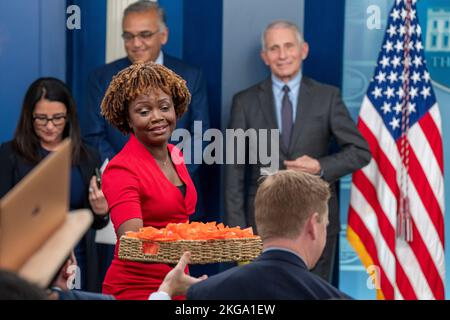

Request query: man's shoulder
[
  {"left": 90, "top": 57, "right": 131, "bottom": 81},
  {"left": 233, "top": 78, "right": 270, "bottom": 101},
  {"left": 163, "top": 54, "right": 202, "bottom": 79},
  {"left": 302, "top": 76, "right": 340, "bottom": 95},
  {"left": 188, "top": 263, "right": 252, "bottom": 298},
  {"left": 187, "top": 251, "right": 350, "bottom": 300},
  {"left": 308, "top": 272, "right": 351, "bottom": 299},
  {"left": 233, "top": 76, "right": 340, "bottom": 98}
]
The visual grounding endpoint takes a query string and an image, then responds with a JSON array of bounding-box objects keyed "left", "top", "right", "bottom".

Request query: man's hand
[
  {"left": 158, "top": 252, "right": 208, "bottom": 297},
  {"left": 51, "top": 252, "right": 77, "bottom": 291},
  {"left": 284, "top": 155, "right": 321, "bottom": 175}
]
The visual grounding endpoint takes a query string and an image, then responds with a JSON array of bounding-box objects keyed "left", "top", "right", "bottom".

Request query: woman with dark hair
[
  {"left": 0, "top": 77, "right": 109, "bottom": 292},
  {"left": 100, "top": 62, "right": 197, "bottom": 300}
]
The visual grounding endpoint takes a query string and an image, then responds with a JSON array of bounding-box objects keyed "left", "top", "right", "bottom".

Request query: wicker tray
[{"left": 118, "top": 235, "right": 263, "bottom": 264}]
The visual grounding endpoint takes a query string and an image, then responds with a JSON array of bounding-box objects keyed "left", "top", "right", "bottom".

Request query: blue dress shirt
[{"left": 271, "top": 71, "right": 302, "bottom": 133}]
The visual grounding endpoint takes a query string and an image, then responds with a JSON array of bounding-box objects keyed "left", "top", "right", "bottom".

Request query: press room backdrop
[{"left": 0, "top": 0, "right": 449, "bottom": 299}]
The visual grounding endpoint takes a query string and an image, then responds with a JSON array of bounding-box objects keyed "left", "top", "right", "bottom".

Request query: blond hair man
[{"left": 189, "top": 170, "right": 350, "bottom": 299}]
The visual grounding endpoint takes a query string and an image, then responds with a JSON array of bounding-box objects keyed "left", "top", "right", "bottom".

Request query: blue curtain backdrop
[
  {"left": 184, "top": 0, "right": 223, "bottom": 221},
  {"left": 0, "top": 0, "right": 66, "bottom": 143},
  {"left": 66, "top": 0, "right": 107, "bottom": 124},
  {"left": 304, "top": 0, "right": 346, "bottom": 287}
]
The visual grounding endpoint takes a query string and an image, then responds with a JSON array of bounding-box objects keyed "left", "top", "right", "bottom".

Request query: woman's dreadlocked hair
[{"left": 101, "top": 62, "right": 191, "bottom": 134}]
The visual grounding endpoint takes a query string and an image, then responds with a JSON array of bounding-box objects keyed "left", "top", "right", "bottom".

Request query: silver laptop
[{"left": 0, "top": 139, "right": 71, "bottom": 272}]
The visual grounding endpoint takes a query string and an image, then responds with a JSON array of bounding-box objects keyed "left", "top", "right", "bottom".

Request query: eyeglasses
[
  {"left": 33, "top": 114, "right": 67, "bottom": 127},
  {"left": 122, "top": 30, "right": 159, "bottom": 42}
]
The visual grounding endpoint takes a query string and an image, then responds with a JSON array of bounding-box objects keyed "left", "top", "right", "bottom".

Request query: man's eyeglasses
[
  {"left": 33, "top": 114, "right": 67, "bottom": 127},
  {"left": 122, "top": 30, "right": 159, "bottom": 42}
]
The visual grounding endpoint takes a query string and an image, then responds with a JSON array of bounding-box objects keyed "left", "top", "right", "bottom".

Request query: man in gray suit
[{"left": 224, "top": 20, "right": 371, "bottom": 283}]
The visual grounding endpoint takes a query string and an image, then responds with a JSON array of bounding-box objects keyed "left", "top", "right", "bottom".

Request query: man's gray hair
[
  {"left": 261, "top": 20, "right": 304, "bottom": 51},
  {"left": 123, "top": 0, "right": 167, "bottom": 31}
]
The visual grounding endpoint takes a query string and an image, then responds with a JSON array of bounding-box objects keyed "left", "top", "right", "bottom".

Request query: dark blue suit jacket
[
  {"left": 81, "top": 54, "right": 210, "bottom": 177},
  {"left": 187, "top": 250, "right": 351, "bottom": 300}
]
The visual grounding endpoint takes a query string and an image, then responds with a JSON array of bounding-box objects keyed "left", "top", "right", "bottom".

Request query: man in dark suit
[
  {"left": 188, "top": 170, "right": 350, "bottom": 299},
  {"left": 224, "top": 20, "right": 371, "bottom": 283}
]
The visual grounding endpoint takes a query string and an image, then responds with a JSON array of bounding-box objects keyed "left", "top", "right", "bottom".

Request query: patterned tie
[{"left": 281, "top": 85, "right": 293, "bottom": 148}]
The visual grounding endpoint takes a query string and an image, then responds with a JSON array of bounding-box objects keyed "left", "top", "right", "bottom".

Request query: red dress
[{"left": 102, "top": 134, "right": 197, "bottom": 300}]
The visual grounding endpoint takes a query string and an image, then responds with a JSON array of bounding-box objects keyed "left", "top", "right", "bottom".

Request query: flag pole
[{"left": 398, "top": 0, "right": 413, "bottom": 242}]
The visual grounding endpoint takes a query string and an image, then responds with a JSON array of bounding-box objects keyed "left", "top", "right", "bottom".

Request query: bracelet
[
  {"left": 101, "top": 212, "right": 110, "bottom": 220},
  {"left": 94, "top": 211, "right": 110, "bottom": 220}
]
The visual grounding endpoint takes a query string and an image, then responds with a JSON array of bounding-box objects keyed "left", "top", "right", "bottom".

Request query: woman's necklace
[{"left": 158, "top": 157, "right": 169, "bottom": 168}]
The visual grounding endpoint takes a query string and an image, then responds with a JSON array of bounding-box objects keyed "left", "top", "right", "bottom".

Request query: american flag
[{"left": 347, "top": 0, "right": 445, "bottom": 299}]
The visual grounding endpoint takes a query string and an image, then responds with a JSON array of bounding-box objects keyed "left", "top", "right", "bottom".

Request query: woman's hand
[{"left": 88, "top": 176, "right": 109, "bottom": 216}]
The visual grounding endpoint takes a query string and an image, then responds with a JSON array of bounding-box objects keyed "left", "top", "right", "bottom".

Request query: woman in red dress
[{"left": 100, "top": 63, "right": 196, "bottom": 300}]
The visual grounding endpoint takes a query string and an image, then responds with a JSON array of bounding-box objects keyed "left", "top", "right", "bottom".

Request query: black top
[{"left": 37, "top": 147, "right": 85, "bottom": 210}]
